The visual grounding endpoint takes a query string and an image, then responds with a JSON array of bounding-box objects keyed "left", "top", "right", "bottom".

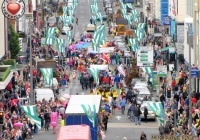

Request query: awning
[
  {"left": 9, "top": 64, "right": 26, "bottom": 71},
  {"left": 0, "top": 72, "right": 13, "bottom": 89},
  {"left": 159, "top": 46, "right": 173, "bottom": 52}
]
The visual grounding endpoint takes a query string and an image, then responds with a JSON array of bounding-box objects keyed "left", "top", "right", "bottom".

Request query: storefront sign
[
  {"left": 19, "top": 38, "right": 23, "bottom": 50},
  {"left": 137, "top": 47, "right": 154, "bottom": 67},
  {"left": 191, "top": 68, "right": 199, "bottom": 78},
  {"left": 168, "top": 0, "right": 177, "bottom": 18},
  {"left": 37, "top": 60, "right": 57, "bottom": 71},
  {"left": 156, "top": 65, "right": 167, "bottom": 77},
  {"left": 160, "top": 0, "right": 169, "bottom": 25}
]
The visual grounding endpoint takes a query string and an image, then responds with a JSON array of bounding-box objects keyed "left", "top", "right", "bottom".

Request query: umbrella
[
  {"left": 75, "top": 44, "right": 84, "bottom": 49},
  {"left": 68, "top": 45, "right": 75, "bottom": 50},
  {"left": 63, "top": 94, "right": 71, "bottom": 99},
  {"left": 59, "top": 97, "right": 66, "bottom": 102},
  {"left": 14, "top": 123, "right": 23, "bottom": 127}
]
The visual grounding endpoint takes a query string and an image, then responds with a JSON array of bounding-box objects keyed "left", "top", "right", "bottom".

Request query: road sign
[
  {"left": 156, "top": 65, "right": 167, "bottom": 77},
  {"left": 137, "top": 47, "right": 154, "bottom": 67}
]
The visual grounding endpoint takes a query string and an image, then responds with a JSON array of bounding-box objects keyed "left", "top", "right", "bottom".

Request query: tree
[
  {"left": 125, "top": 58, "right": 139, "bottom": 87},
  {"left": 9, "top": 24, "right": 21, "bottom": 59}
]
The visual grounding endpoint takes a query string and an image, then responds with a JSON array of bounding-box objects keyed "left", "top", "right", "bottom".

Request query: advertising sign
[
  {"left": 191, "top": 68, "right": 199, "bottom": 78},
  {"left": 137, "top": 47, "right": 154, "bottom": 67},
  {"left": 168, "top": 0, "right": 177, "bottom": 18},
  {"left": 156, "top": 65, "right": 167, "bottom": 77},
  {"left": 152, "top": 71, "right": 159, "bottom": 90},
  {"left": 160, "top": 0, "right": 169, "bottom": 25}
]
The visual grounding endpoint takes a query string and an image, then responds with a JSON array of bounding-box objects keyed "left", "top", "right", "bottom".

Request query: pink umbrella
[
  {"left": 78, "top": 42, "right": 84, "bottom": 44},
  {"left": 14, "top": 123, "right": 23, "bottom": 127},
  {"left": 68, "top": 45, "right": 75, "bottom": 50}
]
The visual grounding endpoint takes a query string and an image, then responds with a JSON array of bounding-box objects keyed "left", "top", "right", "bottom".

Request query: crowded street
[{"left": 0, "top": 0, "right": 200, "bottom": 140}]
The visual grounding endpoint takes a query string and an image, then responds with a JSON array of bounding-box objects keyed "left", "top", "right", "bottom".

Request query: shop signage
[
  {"left": 156, "top": 65, "right": 167, "bottom": 77},
  {"left": 191, "top": 67, "right": 199, "bottom": 78},
  {"left": 160, "top": 0, "right": 169, "bottom": 25},
  {"left": 137, "top": 47, "right": 154, "bottom": 67}
]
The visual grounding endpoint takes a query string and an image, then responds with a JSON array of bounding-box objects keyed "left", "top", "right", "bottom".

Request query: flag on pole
[
  {"left": 147, "top": 102, "right": 165, "bottom": 125},
  {"left": 40, "top": 68, "right": 53, "bottom": 86},
  {"left": 101, "top": 53, "right": 110, "bottom": 63},
  {"left": 126, "top": 3, "right": 133, "bottom": 9},
  {"left": 65, "top": 31, "right": 73, "bottom": 44},
  {"left": 117, "top": 64, "right": 126, "bottom": 77},
  {"left": 123, "top": 15, "right": 132, "bottom": 25},
  {"left": 128, "top": 38, "right": 139, "bottom": 52},
  {"left": 134, "top": 23, "right": 146, "bottom": 41},
  {"left": 92, "top": 39, "right": 100, "bottom": 52},
  {"left": 131, "top": 10, "right": 139, "bottom": 22},
  {"left": 56, "top": 39, "right": 65, "bottom": 53},
  {"left": 121, "top": 9, "right": 127, "bottom": 16},
  {"left": 81, "top": 104, "right": 96, "bottom": 128},
  {"left": 21, "top": 105, "right": 41, "bottom": 129},
  {"left": 45, "top": 27, "right": 56, "bottom": 45},
  {"left": 87, "top": 68, "right": 100, "bottom": 84},
  {"left": 62, "top": 6, "right": 68, "bottom": 14},
  {"left": 90, "top": 5, "right": 98, "bottom": 13},
  {"left": 96, "top": 12, "right": 103, "bottom": 24},
  {"left": 91, "top": 15, "right": 97, "bottom": 24}
]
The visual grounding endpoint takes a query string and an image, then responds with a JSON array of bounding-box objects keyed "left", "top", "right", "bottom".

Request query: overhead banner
[{"left": 168, "top": 0, "right": 177, "bottom": 18}]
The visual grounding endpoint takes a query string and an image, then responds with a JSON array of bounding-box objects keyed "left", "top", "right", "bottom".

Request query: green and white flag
[
  {"left": 81, "top": 104, "right": 96, "bottom": 128},
  {"left": 21, "top": 105, "right": 41, "bottom": 129},
  {"left": 147, "top": 102, "right": 165, "bottom": 125},
  {"left": 120, "top": 2, "right": 126, "bottom": 9},
  {"left": 128, "top": 38, "right": 138, "bottom": 52},
  {"left": 40, "top": 68, "right": 53, "bottom": 86},
  {"left": 92, "top": 39, "right": 100, "bottom": 52},
  {"left": 56, "top": 39, "right": 65, "bottom": 53},
  {"left": 68, "top": 9, "right": 74, "bottom": 16},
  {"left": 126, "top": 3, "right": 133, "bottom": 9},
  {"left": 131, "top": 10, "right": 139, "bottom": 22},
  {"left": 121, "top": 9, "right": 127, "bottom": 16},
  {"left": 45, "top": 27, "right": 56, "bottom": 45},
  {"left": 62, "top": 6, "right": 68, "bottom": 14},
  {"left": 94, "top": 25, "right": 106, "bottom": 45},
  {"left": 87, "top": 68, "right": 100, "bottom": 84},
  {"left": 96, "top": 12, "right": 103, "bottom": 24},
  {"left": 124, "top": 15, "right": 132, "bottom": 25},
  {"left": 91, "top": 15, "right": 97, "bottom": 24},
  {"left": 65, "top": 31, "right": 73, "bottom": 44},
  {"left": 59, "top": 15, "right": 72, "bottom": 24},
  {"left": 90, "top": 5, "right": 98, "bottom": 13},
  {"left": 141, "top": 67, "right": 153, "bottom": 74},
  {"left": 134, "top": 23, "right": 146, "bottom": 41}
]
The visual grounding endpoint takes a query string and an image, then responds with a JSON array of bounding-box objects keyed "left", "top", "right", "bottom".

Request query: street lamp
[
  {"left": 28, "top": 22, "right": 34, "bottom": 104},
  {"left": 184, "top": 17, "right": 193, "bottom": 128}
]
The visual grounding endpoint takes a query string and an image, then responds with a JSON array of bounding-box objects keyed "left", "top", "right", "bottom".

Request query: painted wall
[
  {"left": 175, "top": 0, "right": 184, "bottom": 22},
  {"left": 0, "top": 12, "right": 5, "bottom": 59}
]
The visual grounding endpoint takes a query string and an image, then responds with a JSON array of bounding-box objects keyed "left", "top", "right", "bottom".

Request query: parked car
[
  {"left": 140, "top": 101, "right": 156, "bottom": 120},
  {"left": 86, "top": 24, "right": 95, "bottom": 32},
  {"left": 136, "top": 91, "right": 151, "bottom": 105}
]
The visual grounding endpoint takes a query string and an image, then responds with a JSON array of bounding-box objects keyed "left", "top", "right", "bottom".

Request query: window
[{"left": 186, "top": 0, "right": 194, "bottom": 16}]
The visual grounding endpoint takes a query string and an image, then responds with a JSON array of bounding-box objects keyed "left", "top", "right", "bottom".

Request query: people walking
[
  {"left": 120, "top": 97, "right": 126, "bottom": 115},
  {"left": 134, "top": 105, "right": 142, "bottom": 125},
  {"left": 61, "top": 77, "right": 66, "bottom": 91},
  {"left": 140, "top": 131, "right": 147, "bottom": 140},
  {"left": 143, "top": 106, "right": 148, "bottom": 123},
  {"left": 76, "top": 17, "right": 78, "bottom": 25}
]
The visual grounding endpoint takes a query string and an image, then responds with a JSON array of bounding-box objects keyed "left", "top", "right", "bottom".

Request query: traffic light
[
  {"left": 0, "top": 111, "right": 4, "bottom": 125},
  {"left": 167, "top": 87, "right": 171, "bottom": 98},
  {"left": 35, "top": 92, "right": 37, "bottom": 104}
]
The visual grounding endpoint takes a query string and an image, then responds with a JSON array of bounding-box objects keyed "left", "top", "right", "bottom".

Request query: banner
[
  {"left": 81, "top": 104, "right": 96, "bottom": 127},
  {"left": 40, "top": 68, "right": 53, "bottom": 86}
]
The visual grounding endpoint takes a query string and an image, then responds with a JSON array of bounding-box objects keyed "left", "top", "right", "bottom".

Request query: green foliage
[
  {"left": 9, "top": 24, "right": 21, "bottom": 59},
  {"left": 2, "top": 59, "right": 16, "bottom": 66}
]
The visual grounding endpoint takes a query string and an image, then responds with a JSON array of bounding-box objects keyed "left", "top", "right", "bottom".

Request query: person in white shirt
[{"left": 108, "top": 95, "right": 112, "bottom": 107}]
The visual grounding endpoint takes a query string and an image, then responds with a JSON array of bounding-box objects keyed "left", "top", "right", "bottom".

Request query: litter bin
[{"left": 156, "top": 85, "right": 160, "bottom": 96}]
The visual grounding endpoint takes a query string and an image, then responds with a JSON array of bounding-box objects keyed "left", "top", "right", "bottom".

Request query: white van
[{"left": 34, "top": 89, "right": 54, "bottom": 102}]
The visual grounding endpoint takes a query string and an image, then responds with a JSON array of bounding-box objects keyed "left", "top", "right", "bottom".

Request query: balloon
[
  {"left": 100, "top": 130, "right": 104, "bottom": 135},
  {"left": 102, "top": 134, "right": 106, "bottom": 139}
]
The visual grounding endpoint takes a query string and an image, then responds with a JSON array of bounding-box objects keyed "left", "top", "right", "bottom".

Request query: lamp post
[
  {"left": 28, "top": 22, "right": 34, "bottom": 104},
  {"left": 184, "top": 18, "right": 193, "bottom": 128}
]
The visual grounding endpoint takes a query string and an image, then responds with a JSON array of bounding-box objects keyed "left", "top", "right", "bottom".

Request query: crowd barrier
[{"left": 151, "top": 134, "right": 199, "bottom": 140}]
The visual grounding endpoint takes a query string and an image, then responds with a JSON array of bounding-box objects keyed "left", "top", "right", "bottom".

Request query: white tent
[
  {"left": 87, "top": 47, "right": 115, "bottom": 54},
  {"left": 90, "top": 65, "right": 108, "bottom": 71}
]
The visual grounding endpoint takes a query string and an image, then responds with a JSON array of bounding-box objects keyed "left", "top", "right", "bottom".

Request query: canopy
[{"left": 88, "top": 47, "right": 114, "bottom": 54}]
